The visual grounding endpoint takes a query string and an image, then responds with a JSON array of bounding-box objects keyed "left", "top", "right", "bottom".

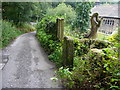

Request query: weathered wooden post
[
  {"left": 56, "top": 18, "right": 64, "bottom": 41},
  {"left": 60, "top": 19, "right": 64, "bottom": 41},
  {"left": 56, "top": 18, "right": 74, "bottom": 68},
  {"left": 56, "top": 18, "right": 60, "bottom": 39},
  {"left": 62, "top": 36, "right": 74, "bottom": 69}
]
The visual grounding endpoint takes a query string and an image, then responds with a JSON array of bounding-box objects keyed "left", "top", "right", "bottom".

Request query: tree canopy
[
  {"left": 2, "top": 2, "right": 93, "bottom": 32},
  {"left": 46, "top": 3, "right": 76, "bottom": 24},
  {"left": 74, "top": 2, "right": 93, "bottom": 32},
  {"left": 2, "top": 2, "right": 35, "bottom": 24}
]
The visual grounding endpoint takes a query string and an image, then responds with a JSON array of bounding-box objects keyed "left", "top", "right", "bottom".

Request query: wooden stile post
[
  {"left": 60, "top": 18, "right": 64, "bottom": 41},
  {"left": 62, "top": 36, "right": 74, "bottom": 69},
  {"left": 62, "top": 36, "right": 67, "bottom": 66},
  {"left": 56, "top": 18, "right": 64, "bottom": 41},
  {"left": 57, "top": 18, "right": 74, "bottom": 68}
]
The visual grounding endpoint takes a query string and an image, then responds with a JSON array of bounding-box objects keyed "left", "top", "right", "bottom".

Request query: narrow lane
[{"left": 2, "top": 31, "right": 60, "bottom": 88}]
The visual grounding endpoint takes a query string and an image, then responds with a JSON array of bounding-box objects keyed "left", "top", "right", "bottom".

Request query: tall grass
[{"left": 1, "top": 20, "right": 24, "bottom": 48}]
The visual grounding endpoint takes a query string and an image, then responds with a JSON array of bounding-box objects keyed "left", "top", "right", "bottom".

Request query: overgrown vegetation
[
  {"left": 36, "top": 2, "right": 119, "bottom": 89},
  {"left": 36, "top": 16, "right": 62, "bottom": 67},
  {"left": 57, "top": 50, "right": 119, "bottom": 89},
  {"left": 2, "top": 2, "right": 34, "bottom": 24},
  {"left": 3, "top": 1, "right": 119, "bottom": 89},
  {"left": 46, "top": 3, "right": 76, "bottom": 25},
  {"left": 73, "top": 2, "right": 93, "bottom": 32},
  {"left": 1, "top": 21, "right": 24, "bottom": 48},
  {"left": 57, "top": 41, "right": 119, "bottom": 89},
  {"left": 56, "top": 29, "right": 120, "bottom": 89},
  {"left": 2, "top": 2, "right": 36, "bottom": 48},
  {"left": 1, "top": 21, "right": 35, "bottom": 48}
]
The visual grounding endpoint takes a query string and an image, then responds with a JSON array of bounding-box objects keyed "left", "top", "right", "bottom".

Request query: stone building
[{"left": 91, "top": 4, "right": 120, "bottom": 34}]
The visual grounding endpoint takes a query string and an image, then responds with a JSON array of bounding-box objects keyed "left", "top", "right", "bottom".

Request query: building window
[
  {"left": 107, "top": 20, "right": 109, "bottom": 24},
  {"left": 105, "top": 20, "right": 107, "bottom": 24},
  {"left": 110, "top": 20, "right": 112, "bottom": 25},
  {"left": 103, "top": 20, "right": 105, "bottom": 24}
]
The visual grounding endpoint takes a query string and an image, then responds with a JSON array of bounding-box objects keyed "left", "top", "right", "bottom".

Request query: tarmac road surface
[{"left": 1, "top": 31, "right": 61, "bottom": 89}]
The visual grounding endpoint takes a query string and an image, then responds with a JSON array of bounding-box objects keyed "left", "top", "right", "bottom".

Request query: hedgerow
[{"left": 36, "top": 16, "right": 62, "bottom": 67}]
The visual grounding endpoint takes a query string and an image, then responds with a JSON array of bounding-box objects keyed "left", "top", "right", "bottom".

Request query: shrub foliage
[
  {"left": 36, "top": 9, "right": 119, "bottom": 90},
  {"left": 36, "top": 16, "right": 62, "bottom": 67}
]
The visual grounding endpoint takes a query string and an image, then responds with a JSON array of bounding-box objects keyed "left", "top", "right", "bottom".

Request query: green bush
[
  {"left": 36, "top": 15, "right": 119, "bottom": 89},
  {"left": 74, "top": 40, "right": 90, "bottom": 56},
  {"left": 36, "top": 16, "right": 62, "bottom": 67},
  {"left": 46, "top": 3, "right": 76, "bottom": 24},
  {"left": 2, "top": 2, "right": 35, "bottom": 24},
  {"left": 74, "top": 38, "right": 112, "bottom": 56},
  {"left": 48, "top": 46, "right": 62, "bottom": 66},
  {"left": 1, "top": 20, "right": 24, "bottom": 48},
  {"left": 56, "top": 48, "right": 120, "bottom": 89},
  {"left": 74, "top": 2, "right": 93, "bottom": 32},
  {"left": 56, "top": 38, "right": 119, "bottom": 89}
]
